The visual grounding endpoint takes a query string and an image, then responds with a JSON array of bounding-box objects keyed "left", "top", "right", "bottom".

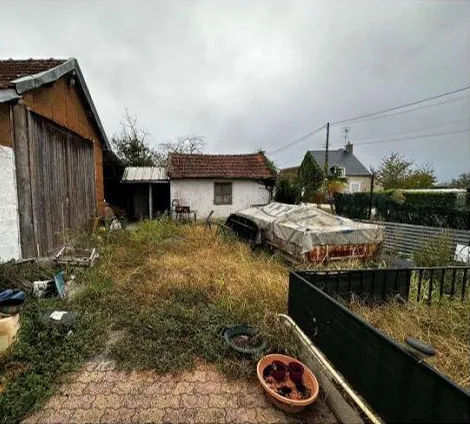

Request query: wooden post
[
  {"left": 148, "top": 183, "right": 153, "bottom": 219},
  {"left": 11, "top": 104, "right": 36, "bottom": 258}
]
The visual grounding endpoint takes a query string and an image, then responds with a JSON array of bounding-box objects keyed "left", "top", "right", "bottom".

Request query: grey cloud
[{"left": 0, "top": 0, "right": 468, "bottom": 181}]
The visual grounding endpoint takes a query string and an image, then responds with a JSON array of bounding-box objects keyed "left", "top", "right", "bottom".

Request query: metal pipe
[{"left": 277, "top": 313, "right": 382, "bottom": 424}]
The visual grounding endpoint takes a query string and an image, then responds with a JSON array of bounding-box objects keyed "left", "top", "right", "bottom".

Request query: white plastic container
[{"left": 0, "top": 314, "right": 20, "bottom": 354}]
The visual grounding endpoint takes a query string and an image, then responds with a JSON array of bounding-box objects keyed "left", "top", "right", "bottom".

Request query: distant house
[
  {"left": 281, "top": 143, "right": 373, "bottom": 194},
  {"left": 168, "top": 152, "right": 276, "bottom": 218},
  {"left": 0, "top": 58, "right": 116, "bottom": 261}
]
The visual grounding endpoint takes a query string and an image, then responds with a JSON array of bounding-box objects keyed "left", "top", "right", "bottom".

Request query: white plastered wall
[
  {"left": 0, "top": 145, "right": 21, "bottom": 262},
  {"left": 170, "top": 179, "right": 271, "bottom": 218}
]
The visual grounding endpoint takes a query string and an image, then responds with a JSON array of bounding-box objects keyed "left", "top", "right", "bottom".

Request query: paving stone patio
[{"left": 23, "top": 358, "right": 337, "bottom": 424}]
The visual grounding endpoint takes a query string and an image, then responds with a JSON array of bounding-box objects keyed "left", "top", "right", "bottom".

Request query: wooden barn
[{"left": 0, "top": 58, "right": 114, "bottom": 261}]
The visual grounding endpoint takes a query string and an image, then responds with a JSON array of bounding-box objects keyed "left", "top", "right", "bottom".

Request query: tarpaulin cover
[{"left": 235, "top": 202, "right": 382, "bottom": 254}]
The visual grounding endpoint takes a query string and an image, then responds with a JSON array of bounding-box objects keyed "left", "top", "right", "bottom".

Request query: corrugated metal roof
[{"left": 121, "top": 167, "right": 168, "bottom": 183}]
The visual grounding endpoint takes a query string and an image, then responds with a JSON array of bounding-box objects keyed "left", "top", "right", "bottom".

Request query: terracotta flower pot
[{"left": 257, "top": 354, "right": 319, "bottom": 414}]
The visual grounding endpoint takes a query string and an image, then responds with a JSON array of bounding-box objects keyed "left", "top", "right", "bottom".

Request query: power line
[
  {"left": 330, "top": 118, "right": 469, "bottom": 147},
  {"left": 268, "top": 124, "right": 326, "bottom": 155},
  {"left": 352, "top": 128, "right": 469, "bottom": 147},
  {"left": 330, "top": 86, "right": 470, "bottom": 127},
  {"left": 331, "top": 96, "right": 469, "bottom": 127}
]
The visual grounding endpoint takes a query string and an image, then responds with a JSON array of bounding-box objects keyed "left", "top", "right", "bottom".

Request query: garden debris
[
  {"left": 0, "top": 289, "right": 26, "bottom": 316},
  {"left": 0, "top": 260, "right": 55, "bottom": 293},
  {"left": 0, "top": 314, "right": 20, "bottom": 354},
  {"left": 40, "top": 309, "right": 78, "bottom": 332},
  {"left": 32, "top": 272, "right": 70, "bottom": 299},
  {"left": 54, "top": 246, "right": 99, "bottom": 267},
  {"left": 454, "top": 243, "right": 470, "bottom": 263}
]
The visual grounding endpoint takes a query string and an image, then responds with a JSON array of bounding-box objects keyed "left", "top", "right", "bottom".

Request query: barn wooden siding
[
  {"left": 22, "top": 77, "right": 104, "bottom": 209},
  {"left": 12, "top": 105, "right": 96, "bottom": 257},
  {"left": 0, "top": 104, "right": 11, "bottom": 147}
]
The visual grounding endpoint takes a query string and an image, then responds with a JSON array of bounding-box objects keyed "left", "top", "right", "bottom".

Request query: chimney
[{"left": 345, "top": 142, "right": 353, "bottom": 154}]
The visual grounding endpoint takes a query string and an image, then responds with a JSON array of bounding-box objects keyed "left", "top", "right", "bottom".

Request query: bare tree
[
  {"left": 111, "top": 109, "right": 160, "bottom": 166},
  {"left": 111, "top": 110, "right": 205, "bottom": 167},
  {"left": 158, "top": 135, "right": 205, "bottom": 165}
]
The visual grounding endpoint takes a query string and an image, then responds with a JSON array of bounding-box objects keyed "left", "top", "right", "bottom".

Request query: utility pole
[
  {"left": 324, "top": 122, "right": 330, "bottom": 176},
  {"left": 325, "top": 122, "right": 330, "bottom": 209}
]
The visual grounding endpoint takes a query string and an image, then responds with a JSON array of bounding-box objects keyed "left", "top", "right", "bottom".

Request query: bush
[
  {"left": 274, "top": 178, "right": 300, "bottom": 204},
  {"left": 413, "top": 232, "right": 453, "bottom": 267},
  {"left": 333, "top": 192, "right": 371, "bottom": 220}
]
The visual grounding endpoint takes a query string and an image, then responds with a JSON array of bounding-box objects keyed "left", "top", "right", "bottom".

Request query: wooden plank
[
  {"left": 11, "top": 104, "right": 36, "bottom": 257},
  {"left": 26, "top": 111, "right": 42, "bottom": 256}
]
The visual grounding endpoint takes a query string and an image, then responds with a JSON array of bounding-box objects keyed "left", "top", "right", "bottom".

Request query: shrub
[
  {"left": 413, "top": 232, "right": 454, "bottom": 267},
  {"left": 274, "top": 178, "right": 300, "bottom": 204},
  {"left": 333, "top": 192, "right": 371, "bottom": 219}
]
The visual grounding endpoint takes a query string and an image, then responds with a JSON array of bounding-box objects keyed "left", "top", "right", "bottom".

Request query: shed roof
[
  {"left": 121, "top": 167, "right": 168, "bottom": 183},
  {"left": 168, "top": 152, "right": 276, "bottom": 180},
  {"left": 309, "top": 149, "right": 371, "bottom": 176},
  {"left": 0, "top": 58, "right": 110, "bottom": 150},
  {"left": 0, "top": 59, "right": 67, "bottom": 89}
]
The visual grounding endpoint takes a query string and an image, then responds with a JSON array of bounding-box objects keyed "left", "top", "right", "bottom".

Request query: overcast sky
[{"left": 1, "top": 0, "right": 469, "bottom": 181}]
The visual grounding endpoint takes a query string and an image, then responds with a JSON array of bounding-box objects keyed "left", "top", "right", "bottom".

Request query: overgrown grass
[
  {"left": 93, "top": 221, "right": 302, "bottom": 378},
  {"left": 350, "top": 297, "right": 470, "bottom": 390},
  {"left": 1, "top": 218, "right": 303, "bottom": 423},
  {"left": 0, "top": 295, "right": 108, "bottom": 423}
]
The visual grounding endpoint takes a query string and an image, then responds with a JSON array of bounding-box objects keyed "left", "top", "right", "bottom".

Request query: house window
[
  {"left": 330, "top": 165, "right": 346, "bottom": 178},
  {"left": 350, "top": 182, "right": 361, "bottom": 193},
  {"left": 336, "top": 166, "right": 346, "bottom": 178},
  {"left": 214, "top": 182, "right": 232, "bottom": 205}
]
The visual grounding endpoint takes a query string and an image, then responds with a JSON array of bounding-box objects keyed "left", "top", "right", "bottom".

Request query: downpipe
[{"left": 277, "top": 313, "right": 382, "bottom": 424}]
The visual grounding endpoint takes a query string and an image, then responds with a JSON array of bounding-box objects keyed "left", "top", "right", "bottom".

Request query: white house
[{"left": 168, "top": 152, "right": 276, "bottom": 218}]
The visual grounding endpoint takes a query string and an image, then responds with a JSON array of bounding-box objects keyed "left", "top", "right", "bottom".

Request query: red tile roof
[
  {"left": 0, "top": 59, "right": 67, "bottom": 89},
  {"left": 169, "top": 153, "right": 276, "bottom": 179}
]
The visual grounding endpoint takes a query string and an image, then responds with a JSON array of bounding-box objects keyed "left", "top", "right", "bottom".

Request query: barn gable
[{"left": 0, "top": 58, "right": 109, "bottom": 260}]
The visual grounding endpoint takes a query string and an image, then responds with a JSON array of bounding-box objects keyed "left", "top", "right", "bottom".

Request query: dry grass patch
[
  {"left": 86, "top": 221, "right": 301, "bottom": 378},
  {"left": 350, "top": 298, "right": 470, "bottom": 389}
]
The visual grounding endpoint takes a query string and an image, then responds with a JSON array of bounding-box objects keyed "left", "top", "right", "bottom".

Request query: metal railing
[
  {"left": 301, "top": 266, "right": 470, "bottom": 305},
  {"left": 412, "top": 266, "right": 469, "bottom": 304}
]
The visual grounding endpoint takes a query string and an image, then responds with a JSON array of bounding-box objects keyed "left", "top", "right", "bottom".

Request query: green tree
[
  {"left": 297, "top": 152, "right": 325, "bottom": 202},
  {"left": 274, "top": 178, "right": 300, "bottom": 204},
  {"left": 111, "top": 110, "right": 160, "bottom": 166},
  {"left": 376, "top": 152, "right": 436, "bottom": 189},
  {"left": 449, "top": 172, "right": 470, "bottom": 189}
]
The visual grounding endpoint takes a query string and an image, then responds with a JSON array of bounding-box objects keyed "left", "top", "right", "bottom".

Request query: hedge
[
  {"left": 334, "top": 192, "right": 470, "bottom": 230},
  {"left": 334, "top": 192, "right": 371, "bottom": 220}
]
